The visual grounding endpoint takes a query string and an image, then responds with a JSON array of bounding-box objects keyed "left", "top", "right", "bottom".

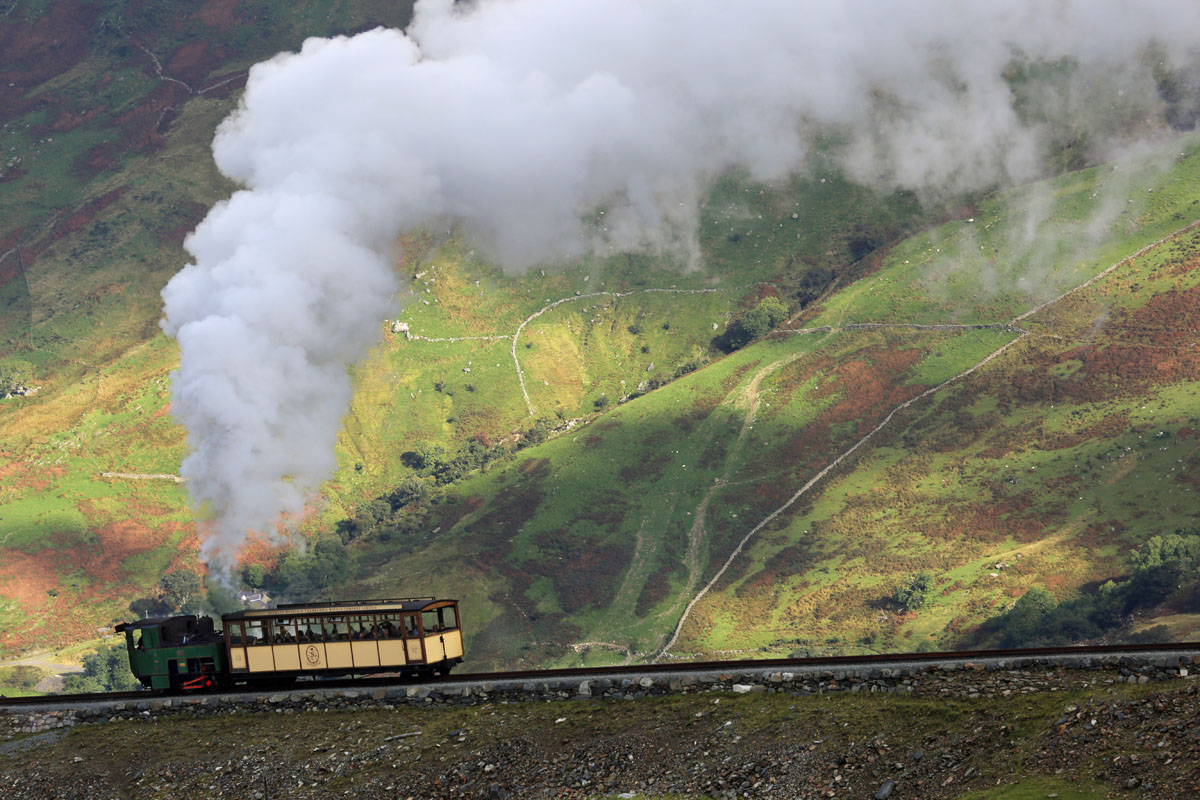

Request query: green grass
[
  {"left": 807, "top": 135, "right": 1200, "bottom": 327},
  {"left": 956, "top": 777, "right": 1107, "bottom": 800}
]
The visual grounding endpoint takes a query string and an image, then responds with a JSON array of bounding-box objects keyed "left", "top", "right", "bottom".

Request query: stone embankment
[{"left": 5, "top": 650, "right": 1197, "bottom": 741}]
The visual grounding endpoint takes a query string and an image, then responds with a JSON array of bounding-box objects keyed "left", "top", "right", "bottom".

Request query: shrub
[
  {"left": 892, "top": 571, "right": 934, "bottom": 611},
  {"left": 723, "top": 297, "right": 790, "bottom": 350}
]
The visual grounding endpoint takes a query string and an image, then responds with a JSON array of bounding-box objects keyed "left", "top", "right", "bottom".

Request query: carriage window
[
  {"left": 422, "top": 610, "right": 442, "bottom": 633},
  {"left": 348, "top": 615, "right": 375, "bottom": 640},
  {"left": 439, "top": 606, "right": 458, "bottom": 630},
  {"left": 296, "top": 618, "right": 320, "bottom": 643},
  {"left": 377, "top": 613, "right": 401, "bottom": 639},
  {"left": 403, "top": 615, "right": 420, "bottom": 637},
  {"left": 245, "top": 620, "right": 266, "bottom": 646},
  {"left": 324, "top": 617, "right": 350, "bottom": 641},
  {"left": 228, "top": 622, "right": 244, "bottom": 646},
  {"left": 272, "top": 619, "right": 297, "bottom": 644}
]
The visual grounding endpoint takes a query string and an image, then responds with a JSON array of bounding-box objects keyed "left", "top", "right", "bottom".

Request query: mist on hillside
[{"left": 160, "top": 0, "right": 1200, "bottom": 577}]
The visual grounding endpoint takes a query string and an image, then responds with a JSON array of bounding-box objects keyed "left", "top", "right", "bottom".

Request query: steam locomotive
[{"left": 115, "top": 598, "right": 463, "bottom": 690}]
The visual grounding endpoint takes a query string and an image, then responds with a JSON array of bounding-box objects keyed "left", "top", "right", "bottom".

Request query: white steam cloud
[{"left": 162, "top": 0, "right": 1200, "bottom": 576}]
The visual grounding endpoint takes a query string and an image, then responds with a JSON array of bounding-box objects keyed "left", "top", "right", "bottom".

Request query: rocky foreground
[{"left": 2, "top": 661, "right": 1200, "bottom": 799}]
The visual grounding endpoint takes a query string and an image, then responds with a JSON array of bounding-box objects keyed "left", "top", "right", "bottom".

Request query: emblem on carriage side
[{"left": 305, "top": 645, "right": 320, "bottom": 665}]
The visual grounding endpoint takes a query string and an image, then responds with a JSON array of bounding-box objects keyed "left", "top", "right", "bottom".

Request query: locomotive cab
[{"left": 115, "top": 615, "right": 228, "bottom": 691}]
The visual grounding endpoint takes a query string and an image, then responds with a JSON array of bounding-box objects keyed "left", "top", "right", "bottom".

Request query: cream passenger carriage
[{"left": 222, "top": 597, "right": 464, "bottom": 680}]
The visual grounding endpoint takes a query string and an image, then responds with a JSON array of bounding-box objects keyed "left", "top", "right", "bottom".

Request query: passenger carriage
[{"left": 222, "top": 598, "right": 464, "bottom": 680}]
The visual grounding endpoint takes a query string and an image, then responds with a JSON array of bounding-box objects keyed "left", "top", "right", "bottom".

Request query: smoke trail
[{"left": 162, "top": 0, "right": 1200, "bottom": 576}]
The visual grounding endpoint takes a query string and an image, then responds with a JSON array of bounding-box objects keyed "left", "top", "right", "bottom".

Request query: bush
[
  {"left": 0, "top": 665, "right": 46, "bottom": 692},
  {"left": 892, "top": 571, "right": 935, "bottom": 611},
  {"left": 387, "top": 478, "right": 431, "bottom": 511},
  {"left": 723, "top": 297, "right": 790, "bottom": 350}
]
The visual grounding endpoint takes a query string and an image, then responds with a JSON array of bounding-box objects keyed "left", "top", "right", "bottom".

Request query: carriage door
[
  {"left": 228, "top": 622, "right": 248, "bottom": 672},
  {"left": 404, "top": 614, "right": 425, "bottom": 663}
]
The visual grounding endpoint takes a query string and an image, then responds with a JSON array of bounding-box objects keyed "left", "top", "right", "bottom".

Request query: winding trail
[{"left": 653, "top": 217, "right": 1200, "bottom": 661}]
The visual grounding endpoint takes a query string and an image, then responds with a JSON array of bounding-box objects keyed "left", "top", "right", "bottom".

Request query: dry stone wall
[{"left": 4, "top": 650, "right": 1198, "bottom": 744}]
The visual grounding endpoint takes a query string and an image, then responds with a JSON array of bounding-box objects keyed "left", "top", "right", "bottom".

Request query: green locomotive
[
  {"left": 116, "top": 615, "right": 227, "bottom": 690},
  {"left": 116, "top": 598, "right": 464, "bottom": 691}
]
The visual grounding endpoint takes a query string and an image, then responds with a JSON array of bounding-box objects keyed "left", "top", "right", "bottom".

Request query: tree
[
  {"left": 387, "top": 478, "right": 430, "bottom": 511},
  {"left": 892, "top": 571, "right": 935, "bottom": 611},
  {"left": 204, "top": 576, "right": 243, "bottom": 616},
  {"left": 1130, "top": 531, "right": 1200, "bottom": 572},
  {"left": 62, "top": 643, "right": 139, "bottom": 693},
  {"left": 347, "top": 499, "right": 392, "bottom": 540},
  {"left": 405, "top": 442, "right": 446, "bottom": 473},
  {"left": 995, "top": 587, "right": 1057, "bottom": 647},
  {"left": 160, "top": 570, "right": 202, "bottom": 612},
  {"left": 309, "top": 537, "right": 351, "bottom": 586},
  {"left": 242, "top": 563, "right": 265, "bottom": 587},
  {"left": 0, "top": 358, "right": 33, "bottom": 395},
  {"left": 274, "top": 537, "right": 352, "bottom": 594},
  {"left": 725, "top": 297, "right": 790, "bottom": 350}
]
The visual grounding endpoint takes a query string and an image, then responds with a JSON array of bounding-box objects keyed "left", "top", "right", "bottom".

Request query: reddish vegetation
[
  {"left": 19, "top": 187, "right": 130, "bottom": 262},
  {"left": 195, "top": 0, "right": 242, "bottom": 30},
  {"left": 772, "top": 347, "right": 925, "bottom": 473},
  {"left": 735, "top": 541, "right": 811, "bottom": 598},
  {"left": 518, "top": 458, "right": 551, "bottom": 476},
  {"left": 736, "top": 284, "right": 782, "bottom": 311},
  {"left": 526, "top": 529, "right": 632, "bottom": 615},
  {"left": 0, "top": 463, "right": 66, "bottom": 497},
  {"left": 167, "top": 41, "right": 225, "bottom": 85},
  {"left": 634, "top": 563, "right": 674, "bottom": 617},
  {"left": 0, "top": 511, "right": 189, "bottom": 652},
  {"left": 157, "top": 200, "right": 209, "bottom": 247},
  {"left": 237, "top": 536, "right": 290, "bottom": 576},
  {"left": 0, "top": 1, "right": 99, "bottom": 118},
  {"left": 620, "top": 453, "right": 671, "bottom": 483}
]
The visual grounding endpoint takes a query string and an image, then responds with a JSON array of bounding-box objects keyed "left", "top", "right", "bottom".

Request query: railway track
[{"left": 3, "top": 641, "right": 1197, "bottom": 710}]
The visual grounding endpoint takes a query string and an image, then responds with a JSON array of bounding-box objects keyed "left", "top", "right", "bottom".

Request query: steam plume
[{"left": 161, "top": 0, "right": 1200, "bottom": 576}]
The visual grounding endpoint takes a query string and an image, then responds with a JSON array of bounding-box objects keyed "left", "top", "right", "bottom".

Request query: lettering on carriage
[{"left": 305, "top": 645, "right": 320, "bottom": 665}]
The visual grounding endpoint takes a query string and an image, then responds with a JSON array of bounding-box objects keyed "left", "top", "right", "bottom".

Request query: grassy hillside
[
  {"left": 4, "top": 2, "right": 1200, "bottom": 673},
  {"left": 0, "top": 3, "right": 930, "bottom": 656},
  {"left": 346, "top": 134, "right": 1200, "bottom": 669}
]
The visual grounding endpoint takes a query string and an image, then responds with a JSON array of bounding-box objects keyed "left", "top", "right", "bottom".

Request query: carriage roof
[{"left": 221, "top": 597, "right": 457, "bottom": 621}]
